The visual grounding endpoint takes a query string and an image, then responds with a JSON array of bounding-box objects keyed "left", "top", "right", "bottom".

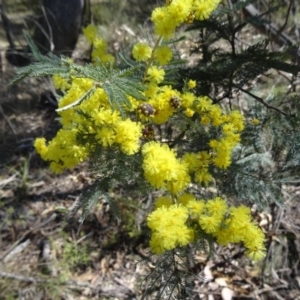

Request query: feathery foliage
[{"left": 12, "top": 33, "right": 145, "bottom": 116}]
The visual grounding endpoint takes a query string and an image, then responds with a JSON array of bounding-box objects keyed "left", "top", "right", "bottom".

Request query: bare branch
[{"left": 236, "top": 86, "right": 289, "bottom": 116}]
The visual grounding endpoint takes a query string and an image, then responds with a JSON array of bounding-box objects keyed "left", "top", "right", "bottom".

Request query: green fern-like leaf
[
  {"left": 11, "top": 34, "right": 146, "bottom": 117},
  {"left": 69, "top": 177, "right": 119, "bottom": 223}
]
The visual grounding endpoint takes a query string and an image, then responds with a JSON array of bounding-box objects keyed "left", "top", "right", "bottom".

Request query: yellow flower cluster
[
  {"left": 139, "top": 90, "right": 244, "bottom": 188},
  {"left": 39, "top": 66, "right": 244, "bottom": 187},
  {"left": 154, "top": 45, "right": 173, "bottom": 65},
  {"left": 187, "top": 79, "right": 196, "bottom": 89},
  {"left": 194, "top": 97, "right": 244, "bottom": 169},
  {"left": 148, "top": 195, "right": 266, "bottom": 260},
  {"left": 142, "top": 142, "right": 190, "bottom": 194},
  {"left": 148, "top": 204, "right": 193, "bottom": 254},
  {"left": 35, "top": 76, "right": 143, "bottom": 172},
  {"left": 132, "top": 43, "right": 173, "bottom": 67},
  {"left": 52, "top": 74, "right": 70, "bottom": 91},
  {"left": 142, "top": 85, "right": 180, "bottom": 124},
  {"left": 33, "top": 2, "right": 264, "bottom": 264},
  {"left": 151, "top": 0, "right": 221, "bottom": 40},
  {"left": 182, "top": 151, "right": 213, "bottom": 186},
  {"left": 132, "top": 43, "right": 152, "bottom": 62},
  {"left": 34, "top": 129, "right": 88, "bottom": 173},
  {"left": 83, "top": 24, "right": 115, "bottom": 65}
]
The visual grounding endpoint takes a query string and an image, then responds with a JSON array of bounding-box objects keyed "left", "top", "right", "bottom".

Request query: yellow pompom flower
[
  {"left": 147, "top": 204, "right": 192, "bottom": 254},
  {"left": 186, "top": 199, "right": 206, "bottom": 217},
  {"left": 147, "top": 205, "right": 167, "bottom": 230},
  {"left": 144, "top": 83, "right": 158, "bottom": 98},
  {"left": 182, "top": 151, "right": 211, "bottom": 176},
  {"left": 242, "top": 225, "right": 266, "bottom": 261},
  {"left": 242, "top": 224, "right": 265, "bottom": 246},
  {"left": 209, "top": 139, "right": 218, "bottom": 148},
  {"left": 209, "top": 105, "right": 223, "bottom": 126},
  {"left": 185, "top": 108, "right": 195, "bottom": 117},
  {"left": 114, "top": 118, "right": 142, "bottom": 155},
  {"left": 212, "top": 151, "right": 231, "bottom": 169},
  {"left": 181, "top": 92, "right": 196, "bottom": 108},
  {"left": 146, "top": 66, "right": 165, "bottom": 84},
  {"left": 142, "top": 141, "right": 190, "bottom": 193},
  {"left": 91, "top": 38, "right": 115, "bottom": 65},
  {"left": 93, "top": 38, "right": 107, "bottom": 53},
  {"left": 178, "top": 193, "right": 195, "bottom": 206},
  {"left": 168, "top": 0, "right": 193, "bottom": 25},
  {"left": 151, "top": 7, "right": 177, "bottom": 40},
  {"left": 83, "top": 24, "right": 97, "bottom": 43},
  {"left": 95, "top": 127, "right": 116, "bottom": 147},
  {"left": 200, "top": 115, "right": 211, "bottom": 125},
  {"left": 152, "top": 107, "right": 174, "bottom": 124},
  {"left": 155, "top": 196, "right": 173, "bottom": 208},
  {"left": 34, "top": 137, "right": 48, "bottom": 157},
  {"left": 132, "top": 42, "right": 152, "bottom": 62},
  {"left": 205, "top": 197, "right": 227, "bottom": 217},
  {"left": 196, "top": 96, "right": 213, "bottom": 112},
  {"left": 144, "top": 85, "right": 178, "bottom": 124},
  {"left": 222, "top": 123, "right": 237, "bottom": 135},
  {"left": 151, "top": 7, "right": 168, "bottom": 26},
  {"left": 229, "top": 205, "right": 252, "bottom": 223},
  {"left": 187, "top": 79, "right": 196, "bottom": 89},
  {"left": 195, "top": 169, "right": 213, "bottom": 186},
  {"left": 199, "top": 214, "right": 222, "bottom": 234},
  {"left": 245, "top": 244, "right": 266, "bottom": 261},
  {"left": 92, "top": 108, "right": 121, "bottom": 127},
  {"left": 88, "top": 88, "right": 110, "bottom": 108},
  {"left": 103, "top": 54, "right": 115, "bottom": 64},
  {"left": 154, "top": 45, "right": 173, "bottom": 65},
  {"left": 142, "top": 142, "right": 179, "bottom": 188},
  {"left": 52, "top": 75, "right": 70, "bottom": 91},
  {"left": 193, "top": 0, "right": 221, "bottom": 21},
  {"left": 229, "top": 110, "right": 244, "bottom": 132},
  {"left": 182, "top": 152, "right": 199, "bottom": 173},
  {"left": 252, "top": 118, "right": 260, "bottom": 125},
  {"left": 168, "top": 204, "right": 190, "bottom": 223},
  {"left": 210, "top": 138, "right": 235, "bottom": 169},
  {"left": 166, "top": 164, "right": 191, "bottom": 194}
]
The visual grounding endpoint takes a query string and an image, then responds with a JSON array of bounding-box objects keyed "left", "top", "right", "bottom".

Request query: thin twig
[
  {"left": 75, "top": 231, "right": 93, "bottom": 244},
  {"left": 0, "top": 271, "right": 95, "bottom": 290},
  {"left": 236, "top": 86, "right": 289, "bottom": 116},
  {"left": 4, "top": 239, "right": 31, "bottom": 263},
  {"left": 277, "top": 0, "right": 293, "bottom": 36},
  {"left": 0, "top": 174, "right": 17, "bottom": 187},
  {"left": 0, "top": 213, "right": 57, "bottom": 262},
  {"left": 0, "top": 105, "right": 17, "bottom": 136},
  {"left": 40, "top": 2, "right": 54, "bottom": 52},
  {"left": 0, "top": 271, "right": 45, "bottom": 283}
]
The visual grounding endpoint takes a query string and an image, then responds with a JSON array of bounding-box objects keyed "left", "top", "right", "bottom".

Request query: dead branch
[
  {"left": 0, "top": 213, "right": 57, "bottom": 262},
  {"left": 0, "top": 271, "right": 45, "bottom": 283},
  {"left": 234, "top": 86, "right": 290, "bottom": 116}
]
